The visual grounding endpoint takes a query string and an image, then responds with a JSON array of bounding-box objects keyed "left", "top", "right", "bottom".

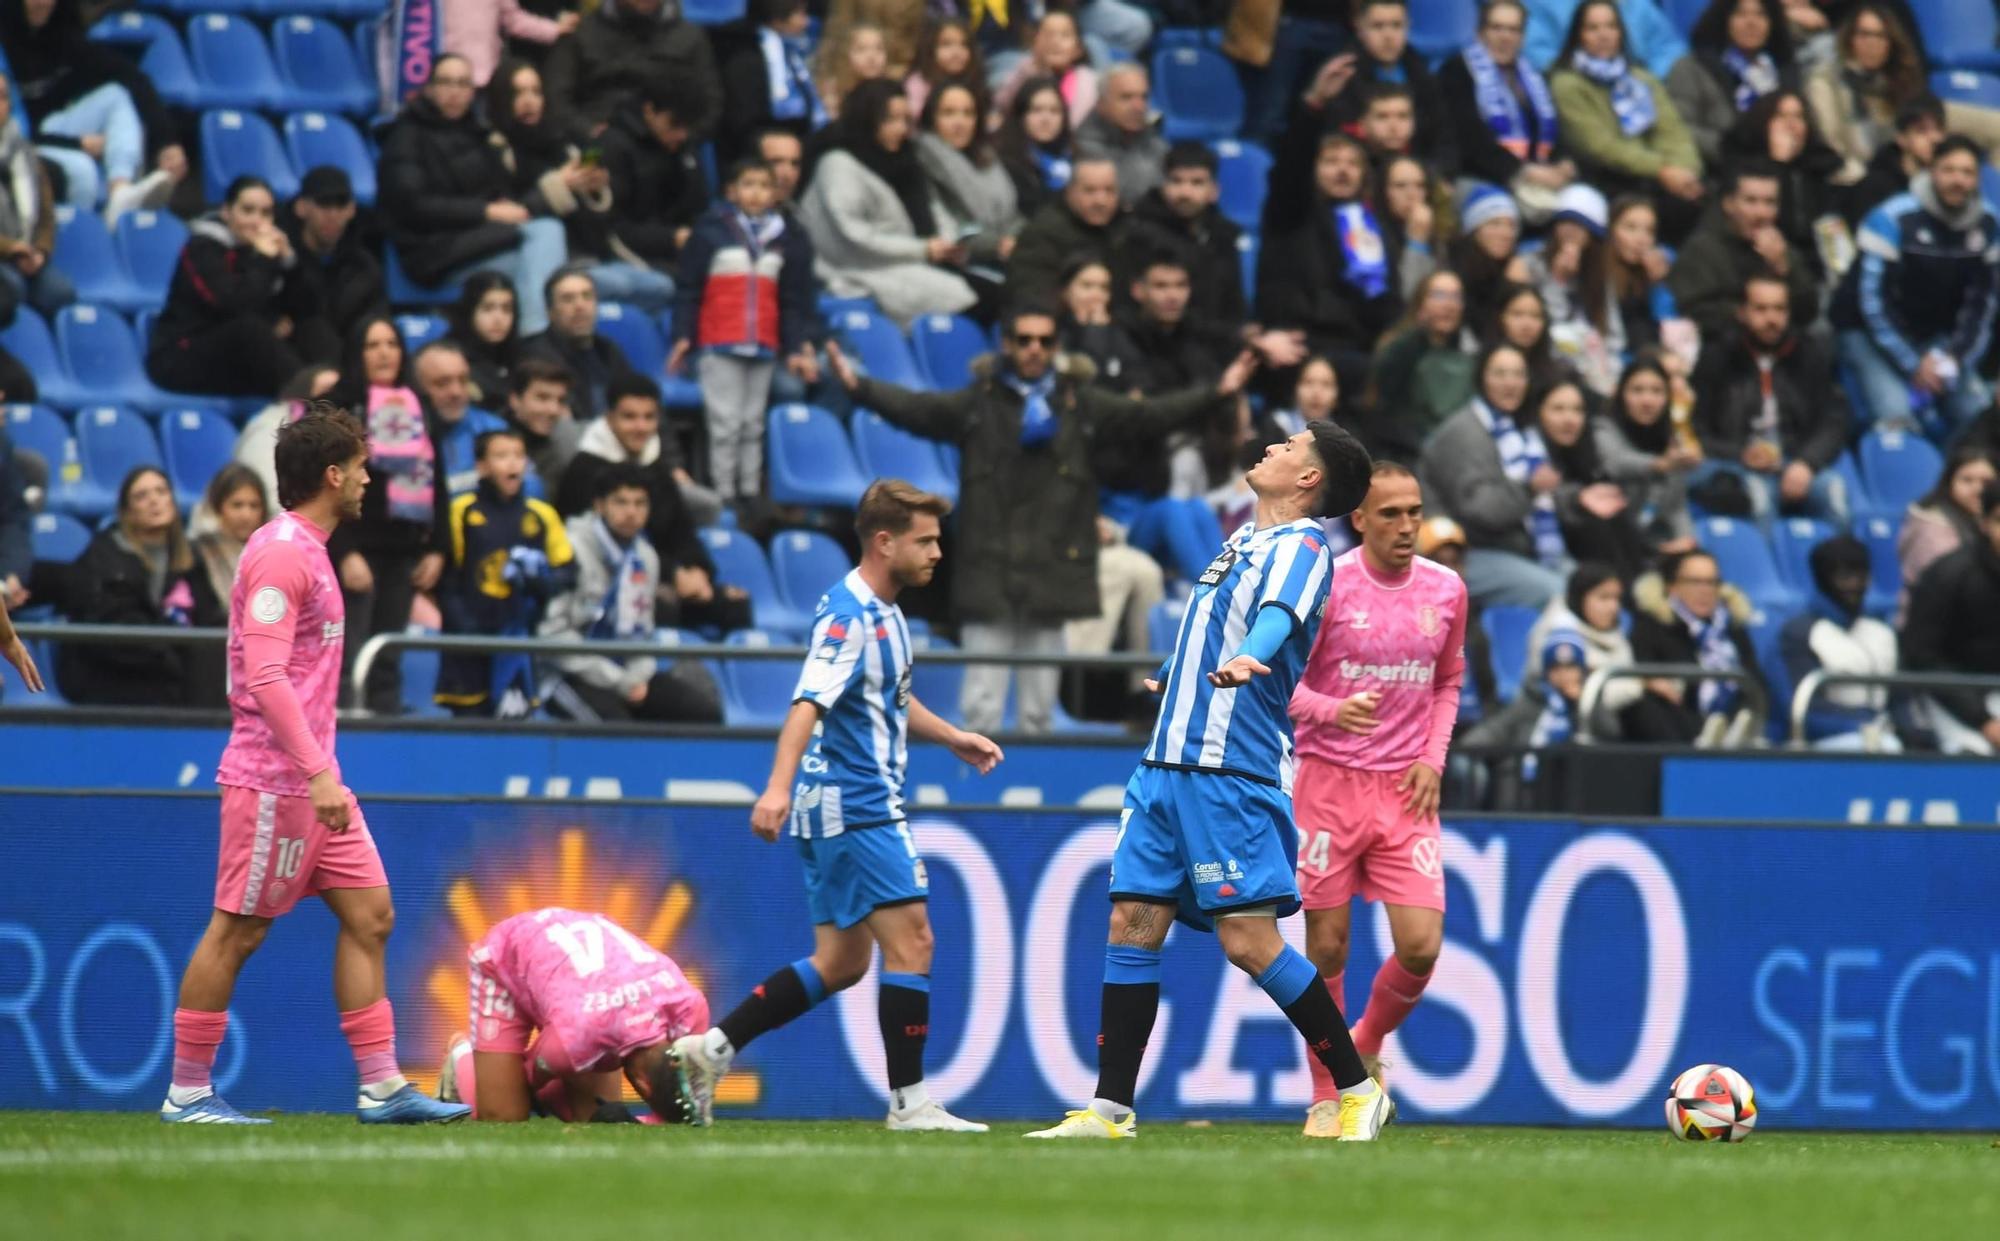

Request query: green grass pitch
[{"left": 3, "top": 1113, "right": 1995, "bottom": 1240}]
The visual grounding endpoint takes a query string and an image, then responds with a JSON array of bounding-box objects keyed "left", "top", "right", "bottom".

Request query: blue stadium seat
[
  {"left": 907, "top": 631, "right": 963, "bottom": 724},
  {"left": 6, "top": 404, "right": 68, "bottom": 470},
  {"left": 272, "top": 16, "right": 375, "bottom": 116},
  {"left": 89, "top": 13, "right": 199, "bottom": 110},
  {"left": 399, "top": 631, "right": 447, "bottom": 718},
  {"left": 268, "top": 0, "right": 396, "bottom": 19},
  {"left": 200, "top": 110, "right": 300, "bottom": 204},
  {"left": 352, "top": 18, "right": 382, "bottom": 100},
  {"left": 55, "top": 305, "right": 179, "bottom": 414},
  {"left": 832, "top": 308, "right": 925, "bottom": 388},
  {"left": 74, "top": 405, "right": 164, "bottom": 506},
  {"left": 1859, "top": 428, "right": 1944, "bottom": 517},
  {"left": 160, "top": 407, "right": 238, "bottom": 510},
  {"left": 52, "top": 206, "right": 152, "bottom": 314},
  {"left": 284, "top": 111, "right": 379, "bottom": 205},
  {"left": 0, "top": 312, "right": 88, "bottom": 410},
  {"left": 1666, "top": 0, "right": 1710, "bottom": 37},
  {"left": 1745, "top": 603, "right": 1796, "bottom": 742},
  {"left": 766, "top": 404, "right": 870, "bottom": 508},
  {"left": 148, "top": 0, "right": 257, "bottom": 13},
  {"left": 1154, "top": 28, "right": 1222, "bottom": 50},
  {"left": 114, "top": 211, "right": 190, "bottom": 305},
  {"left": 595, "top": 302, "right": 666, "bottom": 376},
  {"left": 1153, "top": 46, "right": 1244, "bottom": 141},
  {"left": 699, "top": 526, "right": 809, "bottom": 636},
  {"left": 909, "top": 313, "right": 986, "bottom": 389},
  {"left": 1481, "top": 605, "right": 1539, "bottom": 703},
  {"left": 1146, "top": 595, "right": 1187, "bottom": 653},
  {"left": 1771, "top": 517, "right": 1839, "bottom": 598},
  {"left": 1698, "top": 515, "right": 1799, "bottom": 613},
  {"left": 383, "top": 245, "right": 456, "bottom": 306},
  {"left": 394, "top": 313, "right": 450, "bottom": 354},
  {"left": 718, "top": 629, "right": 800, "bottom": 726},
  {"left": 850, "top": 410, "right": 957, "bottom": 504},
  {"left": 1210, "top": 140, "right": 1272, "bottom": 231},
  {"left": 1409, "top": 0, "right": 1478, "bottom": 62},
  {"left": 682, "top": 0, "right": 748, "bottom": 22},
  {"left": 87, "top": 10, "right": 176, "bottom": 49},
  {"left": 31, "top": 510, "right": 91, "bottom": 563},
  {"left": 186, "top": 14, "right": 286, "bottom": 112},
  {"left": 1828, "top": 449, "right": 1877, "bottom": 522},
  {"left": 768, "top": 528, "right": 853, "bottom": 617},
  {"left": 1853, "top": 515, "right": 1903, "bottom": 619},
  {"left": 1909, "top": 0, "right": 2000, "bottom": 71},
  {"left": 652, "top": 309, "right": 705, "bottom": 407},
  {"left": 818, "top": 293, "right": 879, "bottom": 319},
  {"left": 1932, "top": 69, "right": 2000, "bottom": 109},
  {"left": 1237, "top": 232, "right": 1258, "bottom": 304}
]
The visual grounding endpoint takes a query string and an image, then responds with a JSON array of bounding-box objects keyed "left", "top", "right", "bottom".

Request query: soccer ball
[{"left": 1665, "top": 1064, "right": 1757, "bottom": 1142}]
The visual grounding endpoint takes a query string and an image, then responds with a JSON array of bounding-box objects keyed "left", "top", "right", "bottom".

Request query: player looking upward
[
  {"left": 1026, "top": 422, "right": 1384, "bottom": 1142},
  {"left": 159, "top": 406, "right": 469, "bottom": 1125},
  {"left": 439, "top": 907, "right": 708, "bottom": 1123},
  {"left": 674, "top": 481, "right": 1005, "bottom": 1131},
  {"left": 1289, "top": 464, "right": 1466, "bottom": 1137}
]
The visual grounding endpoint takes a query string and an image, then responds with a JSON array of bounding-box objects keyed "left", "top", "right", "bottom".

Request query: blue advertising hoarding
[
  {"left": 3, "top": 793, "right": 1995, "bottom": 1128},
  {"left": 1664, "top": 756, "right": 2000, "bottom": 824}
]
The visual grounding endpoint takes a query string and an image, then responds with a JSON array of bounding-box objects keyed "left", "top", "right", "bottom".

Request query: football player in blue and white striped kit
[
  {"left": 1027, "top": 422, "right": 1388, "bottom": 1142},
  {"left": 674, "top": 481, "right": 1003, "bottom": 1132}
]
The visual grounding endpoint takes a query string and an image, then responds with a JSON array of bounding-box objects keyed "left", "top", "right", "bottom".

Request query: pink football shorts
[
  {"left": 213, "top": 784, "right": 387, "bottom": 918},
  {"left": 1292, "top": 760, "right": 1445, "bottom": 912}
]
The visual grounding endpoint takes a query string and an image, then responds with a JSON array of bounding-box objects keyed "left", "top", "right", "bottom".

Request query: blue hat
[
  {"left": 1460, "top": 183, "right": 1520, "bottom": 236},
  {"left": 1542, "top": 629, "right": 1587, "bottom": 669}
]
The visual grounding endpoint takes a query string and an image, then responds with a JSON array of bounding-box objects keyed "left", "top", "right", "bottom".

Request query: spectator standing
[
  {"left": 0, "top": 75, "right": 71, "bottom": 321},
  {"left": 1124, "top": 142, "right": 1248, "bottom": 328},
  {"left": 994, "top": 10, "right": 1099, "bottom": 129},
  {"left": 521, "top": 268, "right": 636, "bottom": 421},
  {"left": 823, "top": 305, "right": 1258, "bottom": 734},
  {"left": 1438, "top": 0, "right": 1577, "bottom": 220},
  {"left": 1667, "top": 161, "right": 1819, "bottom": 340},
  {"left": 147, "top": 176, "right": 301, "bottom": 399},
  {"left": 545, "top": 0, "right": 723, "bottom": 134},
  {"left": 598, "top": 80, "right": 712, "bottom": 309},
  {"left": 1688, "top": 272, "right": 1849, "bottom": 525},
  {"left": 722, "top": 0, "right": 828, "bottom": 163},
  {"left": 916, "top": 82, "right": 1024, "bottom": 270},
  {"left": 1537, "top": 376, "right": 1652, "bottom": 577},
  {"left": 279, "top": 167, "right": 386, "bottom": 368},
  {"left": 55, "top": 466, "right": 196, "bottom": 706},
  {"left": 1902, "top": 479, "right": 2000, "bottom": 755},
  {"left": 414, "top": 340, "right": 516, "bottom": 500},
  {"left": 504, "top": 357, "right": 582, "bottom": 502},
  {"left": 1781, "top": 533, "right": 1900, "bottom": 749},
  {"left": 1420, "top": 344, "right": 1569, "bottom": 608},
  {"left": 798, "top": 79, "right": 978, "bottom": 327},
  {"left": 905, "top": 16, "right": 985, "bottom": 122},
  {"left": 1803, "top": 4, "right": 1926, "bottom": 183},
  {"left": 488, "top": 61, "right": 626, "bottom": 295},
  {"left": 1595, "top": 355, "right": 1701, "bottom": 555},
  {"left": 558, "top": 372, "right": 724, "bottom": 540},
  {"left": 1831, "top": 135, "right": 2000, "bottom": 433},
  {"left": 1667, "top": 0, "right": 1799, "bottom": 168},
  {"left": 1368, "top": 269, "right": 1476, "bottom": 456},
  {"left": 995, "top": 78, "right": 1076, "bottom": 219},
  {"left": 441, "top": 0, "right": 579, "bottom": 88},
  {"left": 1623, "top": 547, "right": 1767, "bottom": 745},
  {"left": 1895, "top": 443, "right": 1996, "bottom": 624},
  {"left": 185, "top": 463, "right": 269, "bottom": 708},
  {"left": 448, "top": 273, "right": 523, "bottom": 410},
  {"left": 668, "top": 157, "right": 819, "bottom": 505},
  {"left": 436, "top": 428, "right": 576, "bottom": 718},
  {"left": 1071, "top": 63, "right": 1166, "bottom": 210},
  {"left": 377, "top": 56, "right": 569, "bottom": 335}
]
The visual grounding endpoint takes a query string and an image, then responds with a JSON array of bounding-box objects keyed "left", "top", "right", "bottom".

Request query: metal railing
[
  {"left": 1576, "top": 663, "right": 1770, "bottom": 744},
  {"left": 1788, "top": 670, "right": 2000, "bottom": 745}
]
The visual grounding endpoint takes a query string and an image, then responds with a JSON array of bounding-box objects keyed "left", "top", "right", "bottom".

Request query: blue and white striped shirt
[
  {"left": 788, "top": 569, "right": 912, "bottom": 837},
  {"left": 1143, "top": 519, "right": 1334, "bottom": 791}
]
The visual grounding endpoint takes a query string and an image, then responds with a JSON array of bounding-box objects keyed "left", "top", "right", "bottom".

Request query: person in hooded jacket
[
  {"left": 1780, "top": 533, "right": 1900, "bottom": 750},
  {"left": 544, "top": 0, "right": 723, "bottom": 134},
  {"left": 147, "top": 176, "right": 302, "bottom": 399}
]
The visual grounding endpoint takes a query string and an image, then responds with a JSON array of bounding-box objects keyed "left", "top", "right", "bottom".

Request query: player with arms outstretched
[
  {"left": 1289, "top": 464, "right": 1466, "bottom": 1136},
  {"left": 674, "top": 481, "right": 1004, "bottom": 1131},
  {"left": 439, "top": 907, "right": 707, "bottom": 1123},
  {"left": 1026, "top": 423, "right": 1385, "bottom": 1142},
  {"left": 159, "top": 406, "right": 469, "bottom": 1125}
]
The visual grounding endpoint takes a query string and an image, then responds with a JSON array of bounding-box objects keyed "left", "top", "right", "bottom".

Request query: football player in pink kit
[
  {"left": 159, "top": 406, "right": 469, "bottom": 1125},
  {"left": 1289, "top": 462, "right": 1466, "bottom": 1138},
  {"left": 438, "top": 908, "right": 708, "bottom": 1123}
]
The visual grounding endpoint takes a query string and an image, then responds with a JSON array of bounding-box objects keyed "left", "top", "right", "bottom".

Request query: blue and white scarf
[
  {"left": 1464, "top": 40, "right": 1559, "bottom": 163},
  {"left": 759, "top": 27, "right": 829, "bottom": 127},
  {"left": 1033, "top": 146, "right": 1072, "bottom": 191},
  {"left": 1523, "top": 678, "right": 1576, "bottom": 782},
  {"left": 1572, "top": 51, "right": 1657, "bottom": 136},
  {"left": 1669, "top": 594, "right": 1742, "bottom": 715},
  {"left": 586, "top": 516, "right": 653, "bottom": 642},
  {"left": 730, "top": 206, "right": 786, "bottom": 256},
  {"left": 1720, "top": 47, "right": 1780, "bottom": 112},
  {"left": 1474, "top": 396, "right": 1565, "bottom": 567},
  {"left": 1003, "top": 371, "right": 1058, "bottom": 446},
  {"left": 1333, "top": 202, "right": 1389, "bottom": 299}
]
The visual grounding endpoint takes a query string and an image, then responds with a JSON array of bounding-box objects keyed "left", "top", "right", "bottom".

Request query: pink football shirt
[
  {"left": 473, "top": 909, "right": 709, "bottom": 1076},
  {"left": 215, "top": 513, "right": 345, "bottom": 797},
  {"left": 1291, "top": 549, "right": 1468, "bottom": 772}
]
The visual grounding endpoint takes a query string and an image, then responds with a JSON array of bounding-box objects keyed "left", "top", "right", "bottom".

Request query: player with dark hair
[
  {"left": 673, "top": 481, "right": 1005, "bottom": 1131},
  {"left": 1027, "top": 419, "right": 1384, "bottom": 1141},
  {"left": 160, "top": 405, "right": 470, "bottom": 1125}
]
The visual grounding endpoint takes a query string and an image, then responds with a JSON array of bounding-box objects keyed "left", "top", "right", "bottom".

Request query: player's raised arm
[
  {"left": 751, "top": 701, "right": 821, "bottom": 841},
  {"left": 908, "top": 696, "right": 1003, "bottom": 774},
  {"left": 239, "top": 547, "right": 347, "bottom": 831}
]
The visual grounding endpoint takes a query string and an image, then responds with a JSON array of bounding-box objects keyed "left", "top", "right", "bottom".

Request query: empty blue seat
[
  {"left": 284, "top": 111, "right": 378, "bottom": 205},
  {"left": 1409, "top": 0, "right": 1478, "bottom": 62},
  {"left": 1859, "top": 428, "right": 1944, "bottom": 518},
  {"left": 769, "top": 529, "right": 853, "bottom": 618},
  {"left": 833, "top": 308, "right": 925, "bottom": 388},
  {"left": 0, "top": 312, "right": 87, "bottom": 409},
  {"left": 718, "top": 629, "right": 800, "bottom": 726},
  {"left": 1853, "top": 515, "right": 1903, "bottom": 618},
  {"left": 1481, "top": 605, "right": 1539, "bottom": 703},
  {"left": 74, "top": 404, "right": 163, "bottom": 503},
  {"left": 87, "top": 10, "right": 177, "bottom": 49},
  {"left": 272, "top": 16, "right": 374, "bottom": 116},
  {"left": 818, "top": 293, "right": 879, "bottom": 319},
  {"left": 766, "top": 404, "right": 870, "bottom": 508},
  {"left": 383, "top": 245, "right": 456, "bottom": 306},
  {"left": 1665, "top": 0, "right": 1709, "bottom": 36},
  {"left": 1932, "top": 68, "right": 2000, "bottom": 109},
  {"left": 699, "top": 526, "right": 808, "bottom": 636},
  {"left": 1153, "top": 46, "right": 1244, "bottom": 141},
  {"left": 1745, "top": 603, "right": 1795, "bottom": 742},
  {"left": 1154, "top": 28, "right": 1222, "bottom": 50},
  {"left": 1771, "top": 517, "right": 1840, "bottom": 597},
  {"left": 160, "top": 407, "right": 238, "bottom": 510},
  {"left": 393, "top": 313, "right": 450, "bottom": 355},
  {"left": 1698, "top": 515, "right": 1799, "bottom": 613},
  {"left": 910, "top": 313, "right": 986, "bottom": 389},
  {"left": 31, "top": 510, "right": 91, "bottom": 563},
  {"left": 52, "top": 205, "right": 151, "bottom": 313},
  {"left": 595, "top": 302, "right": 666, "bottom": 376},
  {"left": 186, "top": 14, "right": 286, "bottom": 112},
  {"left": 55, "top": 305, "right": 178, "bottom": 414},
  {"left": 200, "top": 110, "right": 300, "bottom": 204},
  {"left": 114, "top": 211, "right": 190, "bottom": 305},
  {"left": 1237, "top": 232, "right": 1258, "bottom": 304},
  {"left": 652, "top": 309, "right": 705, "bottom": 407},
  {"left": 1210, "top": 140, "right": 1272, "bottom": 231},
  {"left": 89, "top": 13, "right": 198, "bottom": 109},
  {"left": 148, "top": 0, "right": 257, "bottom": 13},
  {"left": 399, "top": 631, "right": 446, "bottom": 718},
  {"left": 850, "top": 410, "right": 957, "bottom": 504},
  {"left": 269, "top": 0, "right": 397, "bottom": 20},
  {"left": 1828, "top": 448, "right": 1877, "bottom": 522},
  {"left": 682, "top": 0, "right": 748, "bottom": 22},
  {"left": 908, "top": 631, "right": 964, "bottom": 724},
  {"left": 5, "top": 404, "right": 69, "bottom": 469},
  {"left": 352, "top": 18, "right": 382, "bottom": 100},
  {"left": 1909, "top": 0, "right": 2000, "bottom": 71}
]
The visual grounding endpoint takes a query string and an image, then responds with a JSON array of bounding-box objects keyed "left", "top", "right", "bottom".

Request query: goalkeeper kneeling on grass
[{"left": 436, "top": 428, "right": 577, "bottom": 718}]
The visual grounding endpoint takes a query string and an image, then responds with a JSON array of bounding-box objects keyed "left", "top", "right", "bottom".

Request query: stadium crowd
[{"left": 5, "top": 0, "right": 2000, "bottom": 789}]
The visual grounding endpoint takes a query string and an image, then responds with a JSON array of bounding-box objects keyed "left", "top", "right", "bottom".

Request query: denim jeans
[
  {"left": 448, "top": 218, "right": 568, "bottom": 335},
  {"left": 587, "top": 261, "right": 675, "bottom": 312},
  {"left": 1462, "top": 547, "right": 1566, "bottom": 609},
  {"left": 1836, "top": 328, "right": 1994, "bottom": 432},
  {"left": 36, "top": 82, "right": 145, "bottom": 205},
  {"left": 1102, "top": 491, "right": 1222, "bottom": 583},
  {"left": 1077, "top": 0, "right": 1154, "bottom": 56},
  {"left": 1687, "top": 459, "right": 1849, "bottom": 530},
  {"left": 0, "top": 261, "right": 78, "bottom": 320}
]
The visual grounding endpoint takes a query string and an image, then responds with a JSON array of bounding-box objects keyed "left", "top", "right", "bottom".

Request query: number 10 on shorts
[{"left": 273, "top": 837, "right": 306, "bottom": 880}]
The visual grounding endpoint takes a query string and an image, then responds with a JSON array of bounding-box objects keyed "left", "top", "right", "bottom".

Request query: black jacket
[
  {"left": 0, "top": 1, "right": 178, "bottom": 158},
  {"left": 1094, "top": 310, "right": 1238, "bottom": 494},
  {"left": 278, "top": 210, "right": 387, "bottom": 345},
  {"left": 149, "top": 216, "right": 292, "bottom": 354},
  {"left": 1435, "top": 51, "right": 1562, "bottom": 187},
  {"left": 54, "top": 530, "right": 194, "bottom": 707},
  {"left": 1123, "top": 189, "right": 1246, "bottom": 326},
  {"left": 854, "top": 353, "right": 1225, "bottom": 625},
  {"left": 544, "top": 0, "right": 722, "bottom": 132},
  {"left": 0, "top": 421, "right": 31, "bottom": 586},
  {"left": 1688, "top": 327, "right": 1848, "bottom": 470},
  {"left": 1664, "top": 211, "right": 1821, "bottom": 341},
  {"left": 1839, "top": 141, "right": 1914, "bottom": 229},
  {"left": 1627, "top": 588, "right": 1767, "bottom": 734},
  {"left": 1008, "top": 200, "right": 1132, "bottom": 306},
  {"left": 377, "top": 97, "right": 529, "bottom": 285},
  {"left": 1903, "top": 541, "right": 2000, "bottom": 730},
  {"left": 1324, "top": 48, "right": 1458, "bottom": 179},
  {"left": 520, "top": 329, "right": 636, "bottom": 422},
  {"left": 599, "top": 102, "right": 712, "bottom": 270},
  {"left": 1255, "top": 199, "right": 1405, "bottom": 359}
]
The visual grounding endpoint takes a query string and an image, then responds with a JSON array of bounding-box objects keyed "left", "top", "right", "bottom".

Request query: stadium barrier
[
  {"left": 1788, "top": 670, "right": 2000, "bottom": 745},
  {"left": 3, "top": 791, "right": 1994, "bottom": 1128},
  {"left": 1575, "top": 663, "right": 1770, "bottom": 743}
]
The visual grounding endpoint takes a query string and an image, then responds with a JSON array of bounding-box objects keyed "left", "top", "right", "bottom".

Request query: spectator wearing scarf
[
  {"left": 1668, "top": 0, "right": 1799, "bottom": 168},
  {"left": 1438, "top": 1, "right": 1574, "bottom": 221},
  {"left": 721, "top": 0, "right": 829, "bottom": 162},
  {"left": 1624, "top": 549, "right": 1767, "bottom": 744}
]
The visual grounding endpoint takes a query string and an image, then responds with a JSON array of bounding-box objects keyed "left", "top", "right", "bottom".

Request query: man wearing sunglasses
[{"left": 826, "top": 304, "right": 1258, "bottom": 735}]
